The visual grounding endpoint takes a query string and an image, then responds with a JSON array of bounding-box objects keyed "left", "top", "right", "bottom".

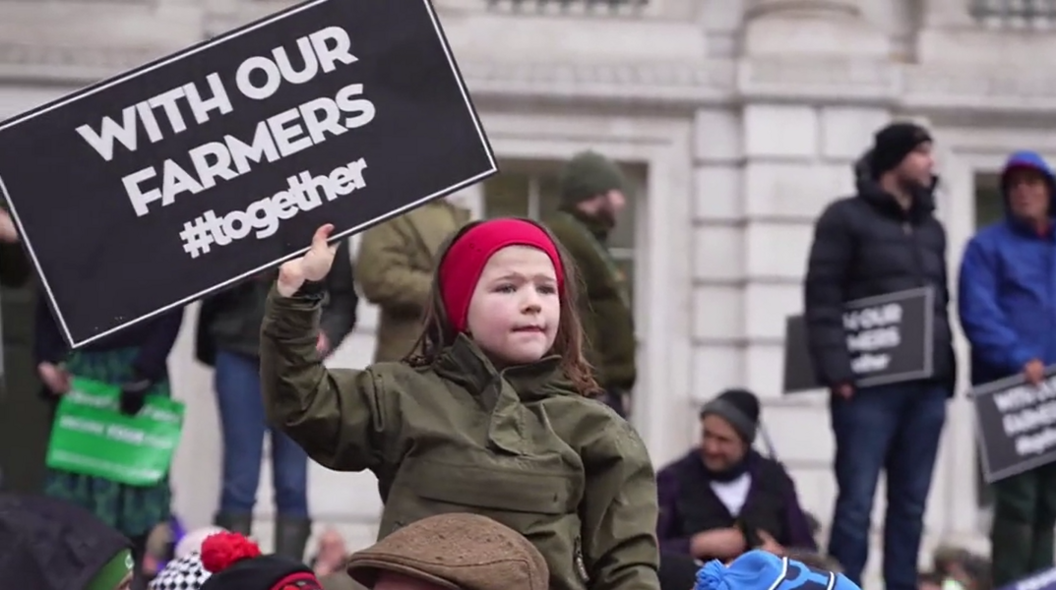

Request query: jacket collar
[
  {"left": 558, "top": 205, "right": 612, "bottom": 241},
  {"left": 433, "top": 334, "right": 569, "bottom": 404}
]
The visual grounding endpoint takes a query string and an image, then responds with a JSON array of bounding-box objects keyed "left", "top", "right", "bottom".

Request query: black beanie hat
[
  {"left": 870, "top": 122, "right": 933, "bottom": 177},
  {"left": 199, "top": 532, "right": 322, "bottom": 590},
  {"left": 0, "top": 493, "right": 131, "bottom": 590},
  {"left": 699, "top": 388, "right": 761, "bottom": 443}
]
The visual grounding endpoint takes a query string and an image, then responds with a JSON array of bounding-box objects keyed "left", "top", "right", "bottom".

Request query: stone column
[{"left": 743, "top": 0, "right": 889, "bottom": 56}]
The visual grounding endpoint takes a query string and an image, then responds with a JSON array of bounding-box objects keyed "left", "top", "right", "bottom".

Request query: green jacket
[
  {"left": 546, "top": 209, "right": 636, "bottom": 392},
  {"left": 356, "top": 200, "right": 469, "bottom": 363},
  {"left": 261, "top": 289, "right": 660, "bottom": 590}
]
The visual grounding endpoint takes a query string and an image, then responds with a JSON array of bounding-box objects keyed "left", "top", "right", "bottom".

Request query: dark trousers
[
  {"left": 826, "top": 381, "right": 948, "bottom": 590},
  {"left": 991, "top": 464, "right": 1056, "bottom": 586},
  {"left": 214, "top": 349, "right": 309, "bottom": 518},
  {"left": 130, "top": 533, "right": 149, "bottom": 590}
]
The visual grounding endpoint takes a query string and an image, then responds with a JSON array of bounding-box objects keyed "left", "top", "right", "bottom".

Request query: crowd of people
[
  {"left": 0, "top": 120, "right": 1054, "bottom": 590},
  {"left": 804, "top": 123, "right": 1056, "bottom": 589}
]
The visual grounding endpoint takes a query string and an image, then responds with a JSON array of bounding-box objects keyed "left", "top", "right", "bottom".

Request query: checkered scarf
[{"left": 149, "top": 552, "right": 211, "bottom": 590}]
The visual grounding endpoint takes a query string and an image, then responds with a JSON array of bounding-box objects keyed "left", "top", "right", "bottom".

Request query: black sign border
[
  {"left": 0, "top": 0, "right": 497, "bottom": 349},
  {"left": 971, "top": 365, "right": 1056, "bottom": 484}
]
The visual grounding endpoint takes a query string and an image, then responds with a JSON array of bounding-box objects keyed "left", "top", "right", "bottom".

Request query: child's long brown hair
[{"left": 404, "top": 219, "right": 601, "bottom": 396}]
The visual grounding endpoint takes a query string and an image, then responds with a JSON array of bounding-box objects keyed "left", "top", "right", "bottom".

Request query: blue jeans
[
  {"left": 827, "top": 381, "right": 948, "bottom": 590},
  {"left": 214, "top": 349, "right": 309, "bottom": 518}
]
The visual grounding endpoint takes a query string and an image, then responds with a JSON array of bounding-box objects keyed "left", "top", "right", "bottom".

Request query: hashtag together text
[{"left": 179, "top": 157, "right": 367, "bottom": 258}]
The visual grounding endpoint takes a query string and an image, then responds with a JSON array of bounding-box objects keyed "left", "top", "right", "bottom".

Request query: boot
[
  {"left": 214, "top": 513, "right": 254, "bottom": 537},
  {"left": 274, "top": 516, "right": 312, "bottom": 562}
]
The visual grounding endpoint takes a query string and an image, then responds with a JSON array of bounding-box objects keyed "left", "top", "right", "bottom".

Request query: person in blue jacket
[{"left": 958, "top": 149, "right": 1056, "bottom": 586}]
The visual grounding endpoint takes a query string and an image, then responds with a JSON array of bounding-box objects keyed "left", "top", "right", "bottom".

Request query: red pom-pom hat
[{"left": 200, "top": 531, "right": 262, "bottom": 574}]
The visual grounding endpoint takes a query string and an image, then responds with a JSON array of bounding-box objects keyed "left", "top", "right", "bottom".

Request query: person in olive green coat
[
  {"left": 356, "top": 199, "right": 470, "bottom": 362},
  {"left": 261, "top": 219, "right": 661, "bottom": 590},
  {"left": 546, "top": 151, "right": 636, "bottom": 417}
]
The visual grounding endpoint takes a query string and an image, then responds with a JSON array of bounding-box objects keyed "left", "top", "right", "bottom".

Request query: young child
[{"left": 260, "top": 220, "right": 660, "bottom": 590}]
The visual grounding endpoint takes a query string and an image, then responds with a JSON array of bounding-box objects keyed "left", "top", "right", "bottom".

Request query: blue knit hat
[{"left": 694, "top": 551, "right": 860, "bottom": 590}]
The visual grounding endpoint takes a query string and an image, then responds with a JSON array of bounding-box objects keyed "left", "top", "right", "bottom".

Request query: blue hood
[{"left": 1000, "top": 150, "right": 1056, "bottom": 217}]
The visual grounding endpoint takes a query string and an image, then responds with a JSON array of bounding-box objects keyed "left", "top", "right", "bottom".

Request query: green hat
[
  {"left": 559, "top": 151, "right": 631, "bottom": 206},
  {"left": 86, "top": 549, "right": 133, "bottom": 590}
]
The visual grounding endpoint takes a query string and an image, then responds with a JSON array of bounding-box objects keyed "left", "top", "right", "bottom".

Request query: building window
[
  {"left": 971, "top": 0, "right": 1056, "bottom": 26},
  {"left": 481, "top": 159, "right": 640, "bottom": 309}
]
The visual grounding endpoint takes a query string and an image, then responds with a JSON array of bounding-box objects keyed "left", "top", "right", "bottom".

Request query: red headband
[{"left": 439, "top": 219, "right": 565, "bottom": 332}]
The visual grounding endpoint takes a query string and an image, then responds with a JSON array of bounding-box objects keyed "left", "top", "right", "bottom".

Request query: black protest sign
[
  {"left": 783, "top": 287, "right": 935, "bottom": 393},
  {"left": 0, "top": 0, "right": 495, "bottom": 348},
  {"left": 973, "top": 367, "right": 1056, "bottom": 483}
]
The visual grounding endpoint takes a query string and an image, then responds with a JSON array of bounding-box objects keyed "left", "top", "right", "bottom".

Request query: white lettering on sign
[
  {"left": 846, "top": 326, "right": 901, "bottom": 353},
  {"left": 991, "top": 375, "right": 1056, "bottom": 458},
  {"left": 178, "top": 157, "right": 368, "bottom": 258},
  {"left": 851, "top": 353, "right": 891, "bottom": 374},
  {"left": 105, "top": 423, "right": 145, "bottom": 445},
  {"left": 235, "top": 26, "right": 357, "bottom": 100},
  {"left": 120, "top": 83, "right": 374, "bottom": 217},
  {"left": 843, "top": 303, "right": 902, "bottom": 331},
  {"left": 842, "top": 301, "right": 905, "bottom": 376},
  {"left": 72, "top": 24, "right": 376, "bottom": 219},
  {"left": 75, "top": 73, "right": 233, "bottom": 162},
  {"left": 1003, "top": 400, "right": 1056, "bottom": 436},
  {"left": 57, "top": 416, "right": 106, "bottom": 435}
]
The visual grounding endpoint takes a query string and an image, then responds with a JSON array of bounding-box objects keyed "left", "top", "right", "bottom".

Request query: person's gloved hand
[{"left": 119, "top": 378, "right": 152, "bottom": 416}]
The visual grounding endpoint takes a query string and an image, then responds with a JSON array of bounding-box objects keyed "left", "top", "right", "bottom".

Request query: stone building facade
[{"left": 0, "top": 0, "right": 1051, "bottom": 576}]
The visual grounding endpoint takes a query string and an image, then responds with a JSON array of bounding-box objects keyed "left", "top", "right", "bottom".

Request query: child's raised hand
[{"left": 277, "top": 224, "right": 338, "bottom": 297}]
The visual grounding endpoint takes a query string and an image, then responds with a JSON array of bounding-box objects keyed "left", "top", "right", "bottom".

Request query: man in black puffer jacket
[{"left": 804, "top": 122, "right": 956, "bottom": 590}]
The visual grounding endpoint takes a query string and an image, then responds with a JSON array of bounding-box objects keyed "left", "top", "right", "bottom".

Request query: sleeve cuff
[{"left": 265, "top": 285, "right": 323, "bottom": 340}]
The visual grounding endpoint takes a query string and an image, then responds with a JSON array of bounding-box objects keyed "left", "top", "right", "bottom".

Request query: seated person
[{"left": 657, "top": 389, "right": 816, "bottom": 563}]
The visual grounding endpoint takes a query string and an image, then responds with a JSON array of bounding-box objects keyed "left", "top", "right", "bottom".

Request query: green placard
[{"left": 45, "top": 377, "right": 185, "bottom": 486}]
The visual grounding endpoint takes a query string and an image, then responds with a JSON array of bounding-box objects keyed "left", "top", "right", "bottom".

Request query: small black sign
[
  {"left": 0, "top": 0, "right": 495, "bottom": 347},
  {"left": 783, "top": 287, "right": 935, "bottom": 393},
  {"left": 973, "top": 367, "right": 1056, "bottom": 483}
]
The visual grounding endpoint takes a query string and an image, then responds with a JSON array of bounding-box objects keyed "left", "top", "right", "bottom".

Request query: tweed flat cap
[{"left": 346, "top": 514, "right": 548, "bottom": 590}]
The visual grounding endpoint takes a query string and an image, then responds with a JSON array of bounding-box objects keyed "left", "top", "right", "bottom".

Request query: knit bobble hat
[
  {"left": 150, "top": 552, "right": 212, "bottom": 590},
  {"left": 694, "top": 550, "right": 861, "bottom": 590},
  {"left": 199, "top": 532, "right": 323, "bottom": 590}
]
